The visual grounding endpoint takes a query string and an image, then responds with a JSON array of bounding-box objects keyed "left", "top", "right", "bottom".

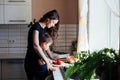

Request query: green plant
[
  {"left": 71, "top": 40, "right": 77, "bottom": 51},
  {"left": 64, "top": 48, "right": 119, "bottom": 80}
]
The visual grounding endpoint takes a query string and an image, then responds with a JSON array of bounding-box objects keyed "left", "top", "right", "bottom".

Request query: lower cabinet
[
  {"left": 0, "top": 60, "right": 1, "bottom": 80},
  {"left": 1, "top": 59, "right": 27, "bottom": 80}
]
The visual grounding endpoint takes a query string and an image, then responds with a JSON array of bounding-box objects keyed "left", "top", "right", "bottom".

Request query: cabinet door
[
  {"left": 0, "top": 5, "right": 4, "bottom": 24},
  {"left": 0, "top": 0, "right": 4, "bottom": 24},
  {"left": 2, "top": 59, "right": 27, "bottom": 80},
  {"left": 5, "top": 5, "right": 31, "bottom": 24},
  {"left": 4, "top": 0, "right": 31, "bottom": 5},
  {"left": 0, "top": 0, "right": 4, "bottom": 4}
]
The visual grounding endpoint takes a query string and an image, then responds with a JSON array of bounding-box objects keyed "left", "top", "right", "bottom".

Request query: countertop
[
  {"left": 0, "top": 53, "right": 26, "bottom": 59},
  {"left": 0, "top": 52, "right": 69, "bottom": 59}
]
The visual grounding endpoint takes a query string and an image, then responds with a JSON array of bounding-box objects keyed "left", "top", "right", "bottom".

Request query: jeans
[{"left": 25, "top": 64, "right": 48, "bottom": 80}]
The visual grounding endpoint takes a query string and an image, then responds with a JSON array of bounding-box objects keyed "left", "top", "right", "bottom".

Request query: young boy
[
  {"left": 38, "top": 33, "right": 54, "bottom": 65},
  {"left": 33, "top": 33, "right": 55, "bottom": 80}
]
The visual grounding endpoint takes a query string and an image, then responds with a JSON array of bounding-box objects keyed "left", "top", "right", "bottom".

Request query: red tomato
[
  {"left": 56, "top": 59, "right": 61, "bottom": 65},
  {"left": 53, "top": 59, "right": 61, "bottom": 65}
]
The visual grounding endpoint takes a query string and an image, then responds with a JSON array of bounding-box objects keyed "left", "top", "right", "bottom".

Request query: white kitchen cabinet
[
  {"left": 2, "top": 59, "right": 27, "bottom": 80},
  {"left": 5, "top": 5, "right": 31, "bottom": 24},
  {"left": 4, "top": 0, "right": 31, "bottom": 5},
  {"left": 0, "top": 1, "right": 4, "bottom": 24},
  {"left": 0, "top": 0, "right": 31, "bottom": 24},
  {"left": 0, "top": 0, "right": 4, "bottom": 4}
]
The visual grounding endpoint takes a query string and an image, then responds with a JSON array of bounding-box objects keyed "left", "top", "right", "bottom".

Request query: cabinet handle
[
  {"left": 8, "top": 40, "right": 11, "bottom": 43},
  {"left": 8, "top": 0, "right": 25, "bottom": 2},
  {"left": 9, "top": 20, "right": 26, "bottom": 22}
]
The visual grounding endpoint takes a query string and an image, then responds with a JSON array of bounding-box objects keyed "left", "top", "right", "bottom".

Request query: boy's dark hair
[{"left": 39, "top": 33, "right": 53, "bottom": 44}]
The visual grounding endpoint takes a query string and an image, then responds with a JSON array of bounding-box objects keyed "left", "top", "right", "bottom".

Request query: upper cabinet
[
  {"left": 4, "top": 5, "right": 31, "bottom": 24},
  {"left": 0, "top": 5, "right": 4, "bottom": 24},
  {"left": 0, "top": 0, "right": 32, "bottom": 24},
  {"left": 4, "top": 0, "right": 31, "bottom": 5},
  {"left": 0, "top": 0, "right": 4, "bottom": 24},
  {"left": 0, "top": 0, "right": 4, "bottom": 4}
]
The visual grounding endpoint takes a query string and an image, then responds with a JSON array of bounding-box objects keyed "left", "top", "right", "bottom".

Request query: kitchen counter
[
  {"left": 0, "top": 53, "right": 26, "bottom": 59},
  {"left": 0, "top": 52, "right": 69, "bottom": 59}
]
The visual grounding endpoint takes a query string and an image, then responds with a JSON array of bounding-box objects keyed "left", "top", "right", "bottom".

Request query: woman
[{"left": 24, "top": 9, "right": 60, "bottom": 80}]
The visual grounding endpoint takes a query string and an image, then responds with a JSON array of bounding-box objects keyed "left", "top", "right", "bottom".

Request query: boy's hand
[{"left": 46, "top": 63, "right": 56, "bottom": 72}]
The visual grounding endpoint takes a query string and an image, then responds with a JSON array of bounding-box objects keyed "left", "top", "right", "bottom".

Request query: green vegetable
[{"left": 64, "top": 48, "right": 119, "bottom": 80}]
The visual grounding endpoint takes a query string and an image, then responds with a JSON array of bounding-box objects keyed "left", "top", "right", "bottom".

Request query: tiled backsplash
[
  {"left": 0, "top": 24, "right": 29, "bottom": 54},
  {"left": 54, "top": 24, "right": 78, "bottom": 53},
  {"left": 0, "top": 24, "right": 78, "bottom": 54}
]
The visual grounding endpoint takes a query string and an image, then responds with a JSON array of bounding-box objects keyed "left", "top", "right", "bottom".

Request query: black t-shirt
[{"left": 25, "top": 22, "right": 47, "bottom": 69}]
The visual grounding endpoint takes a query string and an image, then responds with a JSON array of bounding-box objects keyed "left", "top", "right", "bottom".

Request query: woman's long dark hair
[
  {"left": 39, "top": 9, "right": 60, "bottom": 45},
  {"left": 28, "top": 10, "right": 60, "bottom": 46}
]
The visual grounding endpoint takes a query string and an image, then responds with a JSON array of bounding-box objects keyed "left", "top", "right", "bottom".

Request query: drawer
[{"left": 2, "top": 59, "right": 27, "bottom": 79}]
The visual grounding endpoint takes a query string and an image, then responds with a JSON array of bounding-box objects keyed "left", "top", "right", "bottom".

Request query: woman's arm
[{"left": 33, "top": 30, "right": 55, "bottom": 71}]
